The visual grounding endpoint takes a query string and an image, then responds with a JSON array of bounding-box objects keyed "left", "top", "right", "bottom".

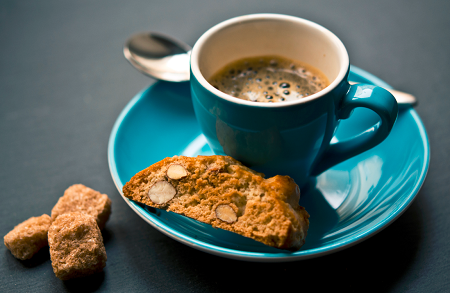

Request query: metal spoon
[
  {"left": 124, "top": 31, "right": 417, "bottom": 106},
  {"left": 124, "top": 32, "right": 191, "bottom": 82}
]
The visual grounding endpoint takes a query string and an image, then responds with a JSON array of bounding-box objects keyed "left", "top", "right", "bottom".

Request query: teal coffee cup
[{"left": 190, "top": 14, "right": 398, "bottom": 188}]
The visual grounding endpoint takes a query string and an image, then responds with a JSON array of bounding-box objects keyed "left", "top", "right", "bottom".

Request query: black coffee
[{"left": 208, "top": 55, "right": 330, "bottom": 103}]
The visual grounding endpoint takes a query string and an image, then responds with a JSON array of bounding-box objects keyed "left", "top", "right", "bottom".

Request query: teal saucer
[{"left": 108, "top": 66, "right": 429, "bottom": 262}]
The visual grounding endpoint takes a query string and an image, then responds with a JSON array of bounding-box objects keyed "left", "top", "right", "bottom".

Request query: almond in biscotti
[
  {"left": 148, "top": 180, "right": 177, "bottom": 204},
  {"left": 166, "top": 164, "right": 188, "bottom": 180},
  {"left": 123, "top": 155, "right": 309, "bottom": 251},
  {"left": 215, "top": 204, "right": 237, "bottom": 223}
]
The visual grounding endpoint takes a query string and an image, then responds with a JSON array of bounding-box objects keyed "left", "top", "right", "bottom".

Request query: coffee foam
[{"left": 208, "top": 55, "right": 330, "bottom": 103}]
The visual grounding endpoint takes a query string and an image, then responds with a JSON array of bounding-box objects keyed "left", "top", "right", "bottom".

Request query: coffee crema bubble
[{"left": 208, "top": 55, "right": 330, "bottom": 103}]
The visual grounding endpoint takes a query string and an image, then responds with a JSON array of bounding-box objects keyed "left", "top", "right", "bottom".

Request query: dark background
[{"left": 1, "top": 0, "right": 449, "bottom": 292}]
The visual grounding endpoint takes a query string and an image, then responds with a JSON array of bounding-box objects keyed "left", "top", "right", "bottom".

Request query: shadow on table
[
  {"left": 15, "top": 247, "right": 50, "bottom": 268},
  {"left": 63, "top": 272, "right": 105, "bottom": 292}
]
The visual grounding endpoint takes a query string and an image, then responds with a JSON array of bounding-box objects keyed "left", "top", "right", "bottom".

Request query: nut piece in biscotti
[
  {"left": 4, "top": 214, "right": 52, "bottom": 260},
  {"left": 123, "top": 155, "right": 309, "bottom": 251},
  {"left": 48, "top": 212, "right": 107, "bottom": 280},
  {"left": 51, "top": 184, "right": 111, "bottom": 230}
]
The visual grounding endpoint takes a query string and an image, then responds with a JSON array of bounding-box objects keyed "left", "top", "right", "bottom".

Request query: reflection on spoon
[
  {"left": 124, "top": 32, "right": 191, "bottom": 82},
  {"left": 124, "top": 31, "right": 417, "bottom": 106}
]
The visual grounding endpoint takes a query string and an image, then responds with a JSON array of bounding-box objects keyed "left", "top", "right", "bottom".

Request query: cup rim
[{"left": 190, "top": 13, "right": 349, "bottom": 108}]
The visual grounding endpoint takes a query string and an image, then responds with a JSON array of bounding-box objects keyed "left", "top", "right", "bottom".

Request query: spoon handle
[{"left": 349, "top": 81, "right": 417, "bottom": 106}]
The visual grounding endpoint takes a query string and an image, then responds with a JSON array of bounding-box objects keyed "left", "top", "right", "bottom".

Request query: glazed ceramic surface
[{"left": 108, "top": 66, "right": 429, "bottom": 262}]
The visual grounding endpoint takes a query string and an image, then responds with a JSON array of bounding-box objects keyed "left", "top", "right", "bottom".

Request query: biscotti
[
  {"left": 4, "top": 214, "right": 52, "bottom": 260},
  {"left": 123, "top": 155, "right": 309, "bottom": 251},
  {"left": 51, "top": 184, "right": 111, "bottom": 230},
  {"left": 48, "top": 212, "right": 107, "bottom": 280}
]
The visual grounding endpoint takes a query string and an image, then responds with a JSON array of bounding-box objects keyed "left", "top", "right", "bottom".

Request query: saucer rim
[{"left": 108, "top": 65, "right": 430, "bottom": 262}]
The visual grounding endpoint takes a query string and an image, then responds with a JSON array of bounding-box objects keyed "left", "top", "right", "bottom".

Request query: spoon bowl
[{"left": 124, "top": 32, "right": 191, "bottom": 82}]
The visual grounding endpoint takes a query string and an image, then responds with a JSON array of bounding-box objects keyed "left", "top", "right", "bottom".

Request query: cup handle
[{"left": 310, "top": 83, "right": 398, "bottom": 176}]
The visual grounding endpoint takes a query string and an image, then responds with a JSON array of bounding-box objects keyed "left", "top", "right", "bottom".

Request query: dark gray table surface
[{"left": 1, "top": 0, "right": 449, "bottom": 292}]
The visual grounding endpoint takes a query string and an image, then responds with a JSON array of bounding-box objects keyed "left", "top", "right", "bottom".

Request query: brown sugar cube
[
  {"left": 4, "top": 214, "right": 52, "bottom": 260},
  {"left": 48, "top": 212, "right": 107, "bottom": 280},
  {"left": 123, "top": 155, "right": 309, "bottom": 251},
  {"left": 51, "top": 184, "right": 111, "bottom": 230}
]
